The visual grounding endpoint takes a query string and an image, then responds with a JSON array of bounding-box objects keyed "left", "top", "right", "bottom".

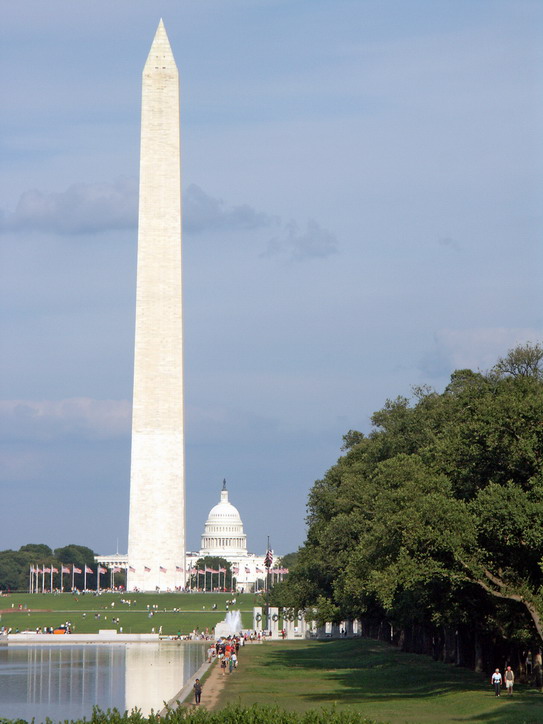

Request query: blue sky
[{"left": 0, "top": 0, "right": 541, "bottom": 558}]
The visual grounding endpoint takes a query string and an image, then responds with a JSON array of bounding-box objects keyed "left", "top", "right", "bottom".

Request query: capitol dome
[{"left": 200, "top": 480, "right": 248, "bottom": 557}]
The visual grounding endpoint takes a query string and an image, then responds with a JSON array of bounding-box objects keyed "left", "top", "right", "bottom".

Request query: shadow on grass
[
  {"left": 261, "top": 639, "right": 479, "bottom": 701},
  {"left": 259, "top": 638, "right": 543, "bottom": 723}
]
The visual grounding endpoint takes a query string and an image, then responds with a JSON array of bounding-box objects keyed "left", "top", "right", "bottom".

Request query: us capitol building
[{"left": 97, "top": 481, "right": 274, "bottom": 592}]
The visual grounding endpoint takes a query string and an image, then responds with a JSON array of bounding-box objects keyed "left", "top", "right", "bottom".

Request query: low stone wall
[
  {"left": 159, "top": 659, "right": 214, "bottom": 715},
  {"left": 8, "top": 631, "right": 159, "bottom": 645}
]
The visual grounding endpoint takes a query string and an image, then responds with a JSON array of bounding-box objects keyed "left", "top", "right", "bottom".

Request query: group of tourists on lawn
[{"left": 214, "top": 637, "right": 240, "bottom": 674}]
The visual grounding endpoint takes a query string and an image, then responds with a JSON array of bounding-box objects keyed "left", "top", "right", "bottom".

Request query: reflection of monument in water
[
  {"left": 0, "top": 644, "right": 206, "bottom": 720},
  {"left": 124, "top": 643, "right": 205, "bottom": 713}
]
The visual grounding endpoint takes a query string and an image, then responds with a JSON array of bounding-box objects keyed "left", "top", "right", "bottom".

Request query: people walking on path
[
  {"left": 491, "top": 668, "right": 502, "bottom": 696},
  {"left": 193, "top": 678, "right": 202, "bottom": 705},
  {"left": 504, "top": 666, "right": 515, "bottom": 695}
]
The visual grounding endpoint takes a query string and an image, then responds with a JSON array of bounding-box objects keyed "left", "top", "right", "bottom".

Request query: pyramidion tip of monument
[
  {"left": 145, "top": 18, "right": 176, "bottom": 70},
  {"left": 154, "top": 18, "right": 169, "bottom": 43}
]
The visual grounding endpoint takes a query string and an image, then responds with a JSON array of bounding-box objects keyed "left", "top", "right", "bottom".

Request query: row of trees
[
  {"left": 274, "top": 344, "right": 543, "bottom": 673},
  {"left": 0, "top": 543, "right": 105, "bottom": 591}
]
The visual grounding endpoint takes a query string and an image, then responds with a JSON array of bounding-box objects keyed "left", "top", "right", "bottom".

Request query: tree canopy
[
  {"left": 280, "top": 344, "right": 543, "bottom": 654},
  {"left": 0, "top": 543, "right": 98, "bottom": 591}
]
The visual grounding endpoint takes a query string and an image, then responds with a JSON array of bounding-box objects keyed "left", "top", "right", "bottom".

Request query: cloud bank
[
  {"left": 421, "top": 327, "right": 543, "bottom": 378},
  {"left": 263, "top": 219, "right": 339, "bottom": 262},
  {"left": 0, "top": 180, "right": 339, "bottom": 261},
  {"left": 0, "top": 398, "right": 131, "bottom": 442},
  {"left": 0, "top": 178, "right": 138, "bottom": 235},
  {"left": 184, "top": 184, "right": 277, "bottom": 232}
]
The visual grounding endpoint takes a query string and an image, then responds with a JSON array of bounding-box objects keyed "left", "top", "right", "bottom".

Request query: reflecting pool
[{"left": 0, "top": 643, "right": 207, "bottom": 722}]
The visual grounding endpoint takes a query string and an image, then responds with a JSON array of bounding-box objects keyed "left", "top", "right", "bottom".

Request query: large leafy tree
[
  {"left": 282, "top": 344, "right": 543, "bottom": 644},
  {"left": 190, "top": 556, "right": 234, "bottom": 591}
]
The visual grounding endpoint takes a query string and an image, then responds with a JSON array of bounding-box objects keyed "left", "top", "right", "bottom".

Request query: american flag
[
  {"left": 73, "top": 566, "right": 82, "bottom": 574},
  {"left": 112, "top": 567, "right": 122, "bottom": 573},
  {"left": 44, "top": 567, "right": 51, "bottom": 573},
  {"left": 129, "top": 566, "right": 136, "bottom": 573},
  {"left": 219, "top": 567, "right": 227, "bottom": 573},
  {"left": 198, "top": 569, "right": 205, "bottom": 575},
  {"left": 85, "top": 565, "right": 93, "bottom": 574},
  {"left": 245, "top": 566, "right": 250, "bottom": 573},
  {"left": 98, "top": 566, "right": 107, "bottom": 574},
  {"left": 264, "top": 549, "right": 273, "bottom": 569},
  {"left": 160, "top": 566, "right": 167, "bottom": 573},
  {"left": 62, "top": 566, "right": 70, "bottom": 574},
  {"left": 233, "top": 567, "right": 239, "bottom": 575},
  {"left": 51, "top": 567, "right": 59, "bottom": 573},
  {"left": 144, "top": 566, "right": 151, "bottom": 572},
  {"left": 256, "top": 567, "right": 263, "bottom": 573},
  {"left": 176, "top": 566, "right": 183, "bottom": 572}
]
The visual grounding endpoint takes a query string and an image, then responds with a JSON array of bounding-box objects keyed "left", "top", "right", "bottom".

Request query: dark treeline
[
  {"left": 273, "top": 343, "right": 543, "bottom": 681},
  {"left": 0, "top": 543, "right": 119, "bottom": 591}
]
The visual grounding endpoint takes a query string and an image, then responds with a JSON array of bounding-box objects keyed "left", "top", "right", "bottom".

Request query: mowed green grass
[
  {"left": 0, "top": 592, "right": 256, "bottom": 634},
  {"left": 220, "top": 638, "right": 543, "bottom": 724}
]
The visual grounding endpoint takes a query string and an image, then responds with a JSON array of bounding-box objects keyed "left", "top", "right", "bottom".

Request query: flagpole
[
  {"left": 50, "top": 565, "right": 53, "bottom": 593},
  {"left": 265, "top": 536, "right": 271, "bottom": 633},
  {"left": 84, "top": 566, "right": 87, "bottom": 591}
]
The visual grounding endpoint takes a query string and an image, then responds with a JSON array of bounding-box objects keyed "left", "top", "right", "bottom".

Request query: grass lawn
[
  {"left": 219, "top": 638, "right": 543, "bottom": 724},
  {"left": 0, "top": 591, "right": 255, "bottom": 635}
]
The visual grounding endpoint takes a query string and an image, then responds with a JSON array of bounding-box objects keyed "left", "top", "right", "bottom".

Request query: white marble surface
[{"left": 128, "top": 21, "right": 185, "bottom": 591}]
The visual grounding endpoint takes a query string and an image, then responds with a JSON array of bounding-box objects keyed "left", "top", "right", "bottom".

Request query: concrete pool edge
[{"left": 159, "top": 659, "right": 215, "bottom": 715}]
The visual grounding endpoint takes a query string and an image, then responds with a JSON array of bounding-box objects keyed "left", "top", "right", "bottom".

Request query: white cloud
[
  {"left": 262, "top": 219, "right": 339, "bottom": 262},
  {"left": 0, "top": 181, "right": 277, "bottom": 236},
  {"left": 184, "top": 184, "right": 277, "bottom": 232},
  {"left": 421, "top": 327, "right": 543, "bottom": 377},
  {"left": 0, "top": 398, "right": 131, "bottom": 442},
  {"left": 0, "top": 181, "right": 339, "bottom": 264},
  {"left": 0, "top": 178, "right": 138, "bottom": 235}
]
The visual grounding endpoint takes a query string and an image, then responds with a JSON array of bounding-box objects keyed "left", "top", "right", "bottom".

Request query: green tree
[
  {"left": 280, "top": 343, "right": 543, "bottom": 651},
  {"left": 54, "top": 545, "right": 95, "bottom": 566},
  {"left": 190, "top": 556, "right": 233, "bottom": 591},
  {"left": 19, "top": 544, "right": 53, "bottom": 558}
]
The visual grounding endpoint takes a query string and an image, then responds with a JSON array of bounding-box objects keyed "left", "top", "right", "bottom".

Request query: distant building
[
  {"left": 186, "top": 480, "right": 273, "bottom": 592},
  {"left": 96, "top": 480, "right": 280, "bottom": 592}
]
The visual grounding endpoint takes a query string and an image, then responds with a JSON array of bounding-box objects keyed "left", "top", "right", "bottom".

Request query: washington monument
[{"left": 127, "top": 20, "right": 185, "bottom": 591}]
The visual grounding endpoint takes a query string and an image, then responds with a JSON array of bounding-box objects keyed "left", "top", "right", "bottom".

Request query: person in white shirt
[{"left": 491, "top": 668, "right": 502, "bottom": 696}]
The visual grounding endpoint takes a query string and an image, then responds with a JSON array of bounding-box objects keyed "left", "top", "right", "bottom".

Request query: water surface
[{"left": 0, "top": 643, "right": 206, "bottom": 722}]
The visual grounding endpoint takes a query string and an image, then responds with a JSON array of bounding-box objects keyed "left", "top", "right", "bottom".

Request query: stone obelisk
[{"left": 127, "top": 20, "right": 185, "bottom": 592}]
